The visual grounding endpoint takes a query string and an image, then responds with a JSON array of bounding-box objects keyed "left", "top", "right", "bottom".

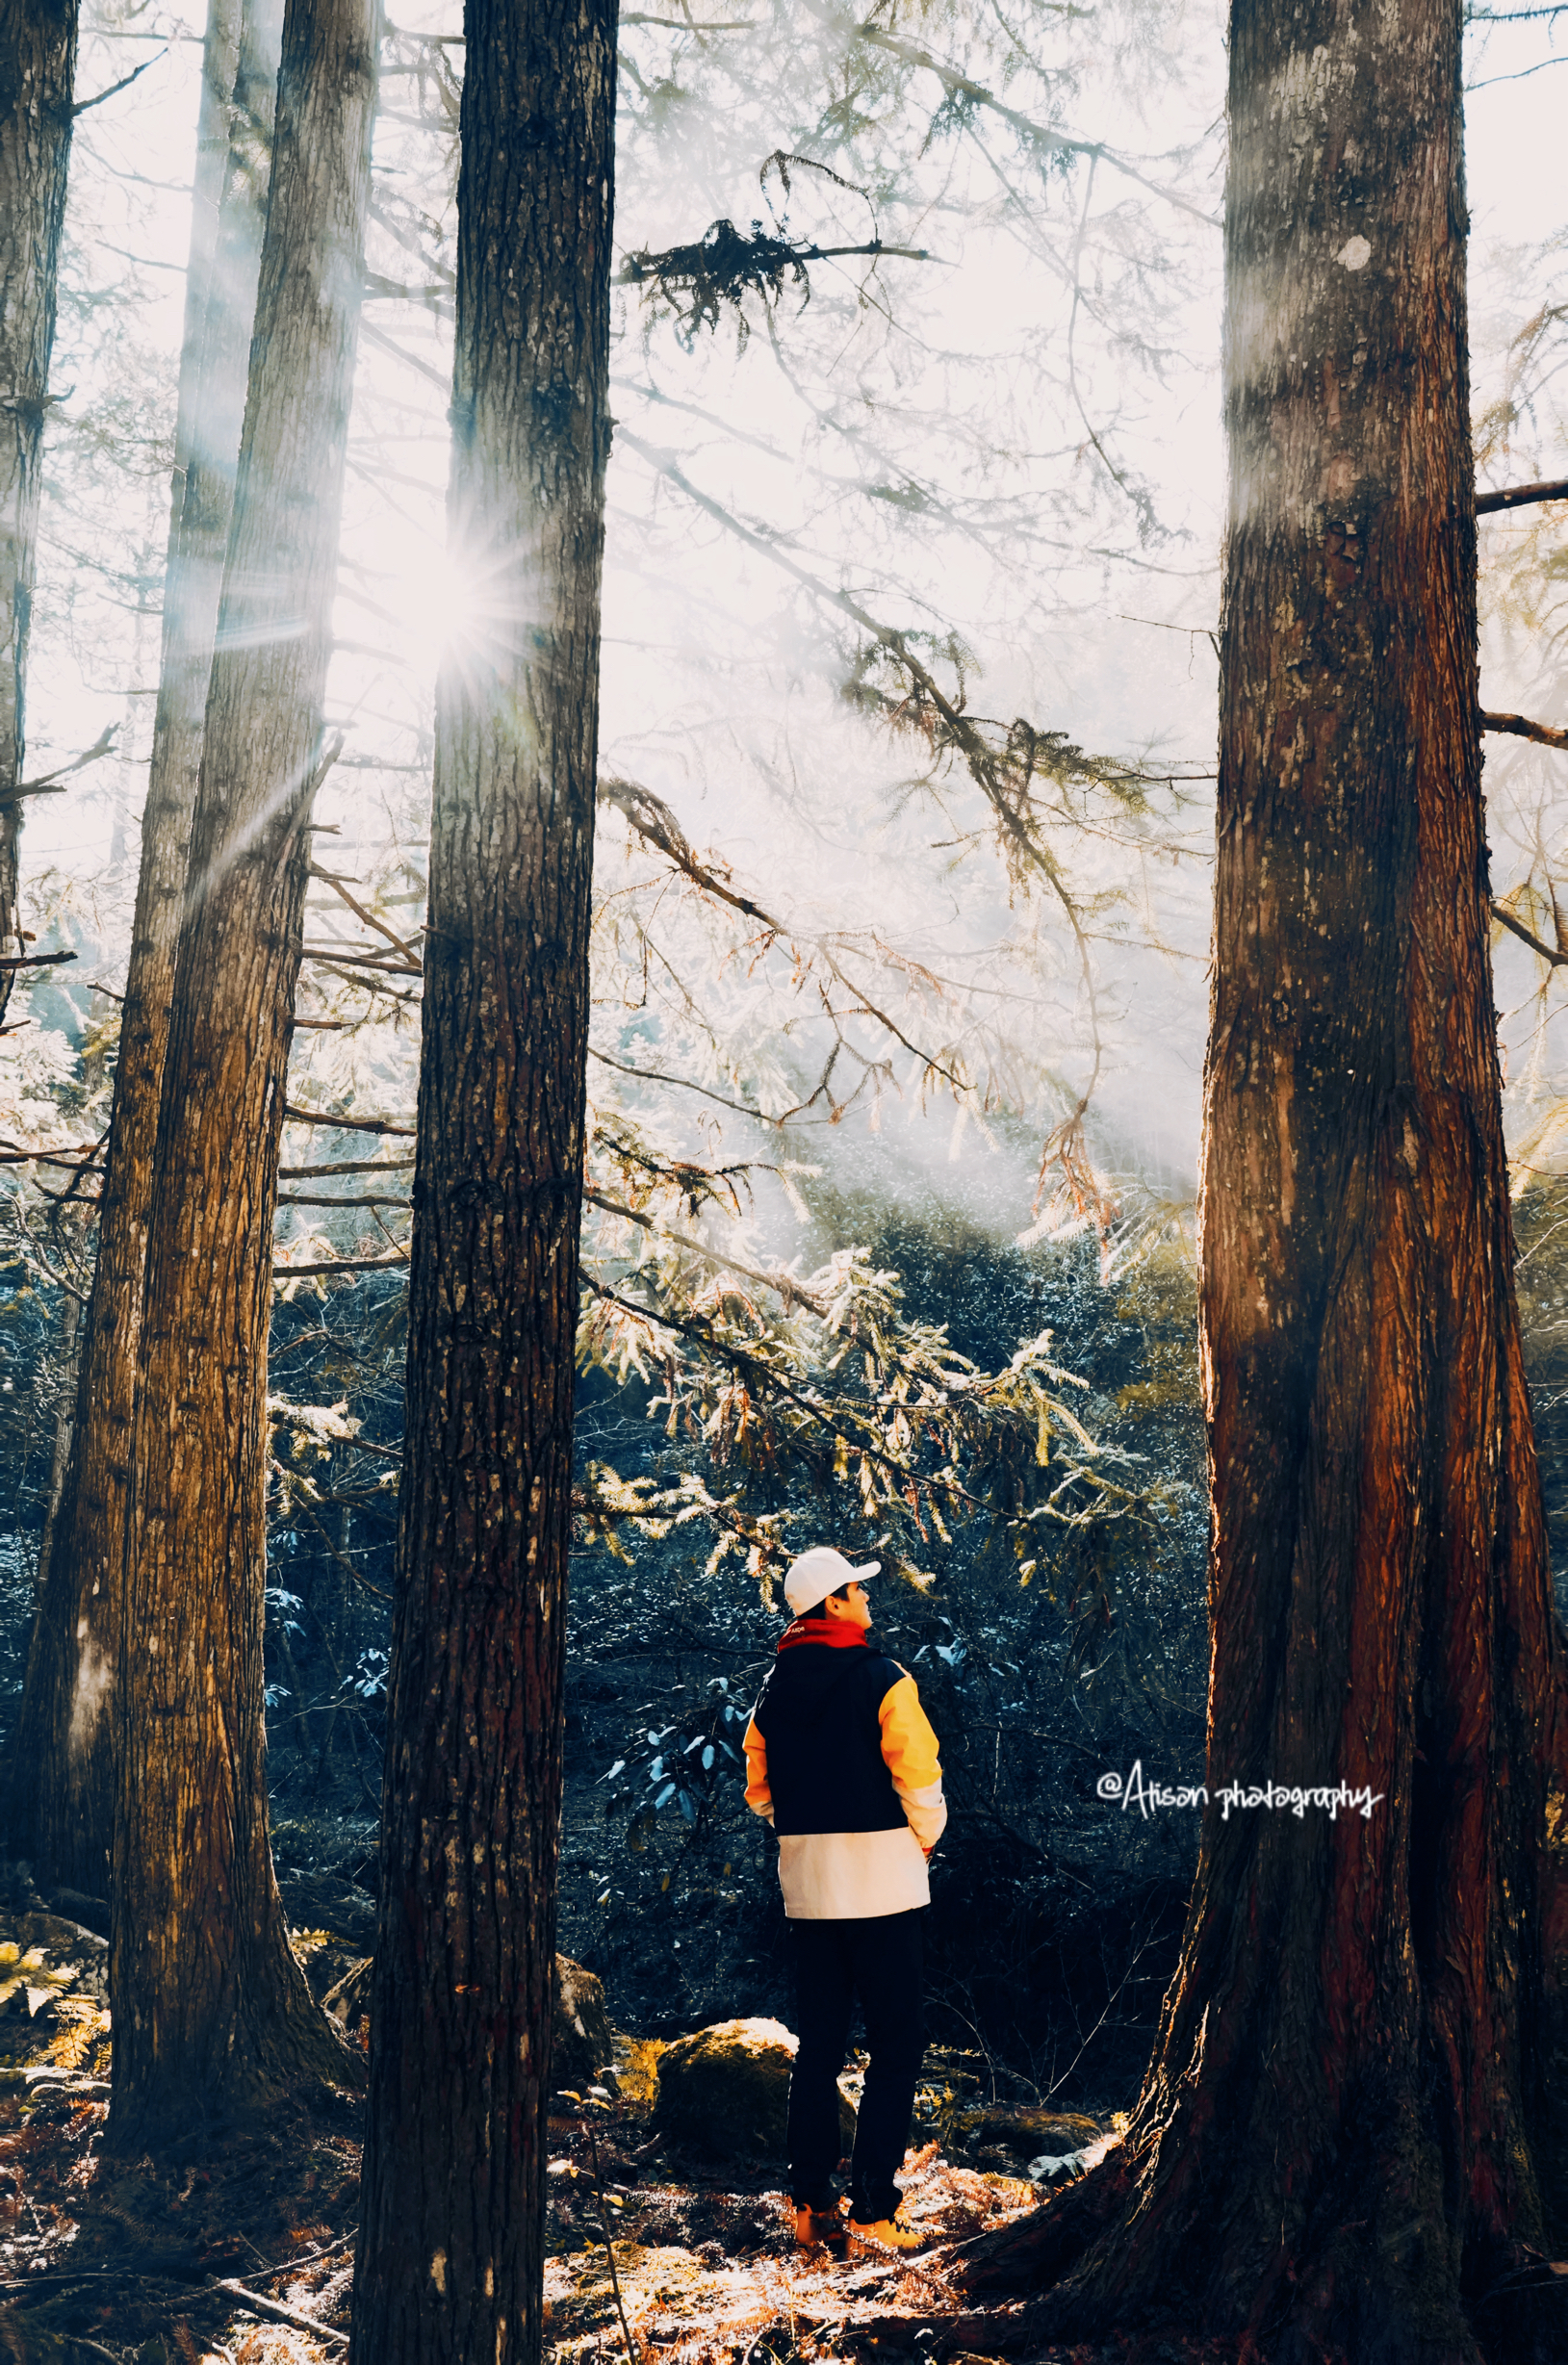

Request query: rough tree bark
[
  {"left": 7, "top": 0, "right": 283, "bottom": 1898},
  {"left": 0, "top": 0, "right": 75, "bottom": 1027},
  {"left": 348, "top": 0, "right": 618, "bottom": 2354},
  {"left": 30, "top": 1292, "right": 80, "bottom": 1608},
  {"left": 959, "top": 0, "right": 1568, "bottom": 2357},
  {"left": 107, "top": 0, "right": 374, "bottom": 2152}
]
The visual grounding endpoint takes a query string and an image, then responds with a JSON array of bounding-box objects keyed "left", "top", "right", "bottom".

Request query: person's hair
[{"left": 799, "top": 1582, "right": 853, "bottom": 1621}]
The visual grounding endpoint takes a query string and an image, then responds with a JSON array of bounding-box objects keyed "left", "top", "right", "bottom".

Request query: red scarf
[{"left": 777, "top": 1618, "right": 869, "bottom": 1655}]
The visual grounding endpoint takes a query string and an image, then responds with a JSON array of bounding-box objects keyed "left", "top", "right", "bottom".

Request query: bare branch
[
  {"left": 588, "top": 1041, "right": 776, "bottom": 1123},
  {"left": 278, "top": 1157, "right": 416, "bottom": 1177},
  {"left": 283, "top": 1105, "right": 416, "bottom": 1134},
  {"left": 598, "top": 771, "right": 964, "bottom": 1087},
  {"left": 359, "top": 315, "right": 450, "bottom": 393},
  {"left": 309, "top": 862, "right": 424, "bottom": 960},
  {"left": 271, "top": 1249, "right": 410, "bottom": 1277},
  {"left": 4, "top": 723, "right": 117, "bottom": 805},
  {"left": 73, "top": 46, "right": 169, "bottom": 114},
  {"left": 1475, "top": 474, "right": 1568, "bottom": 515},
  {"left": 1482, "top": 708, "right": 1568, "bottom": 752},
  {"left": 1492, "top": 901, "right": 1568, "bottom": 966},
  {"left": 277, "top": 1192, "right": 412, "bottom": 1208}
]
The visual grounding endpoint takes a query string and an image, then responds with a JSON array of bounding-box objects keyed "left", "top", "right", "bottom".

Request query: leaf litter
[{"left": 0, "top": 1966, "right": 1240, "bottom": 2365}]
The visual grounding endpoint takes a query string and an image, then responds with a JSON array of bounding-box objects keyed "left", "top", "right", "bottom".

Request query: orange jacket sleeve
[
  {"left": 879, "top": 1673, "right": 946, "bottom": 1851},
  {"left": 743, "top": 1713, "right": 773, "bottom": 1821}
]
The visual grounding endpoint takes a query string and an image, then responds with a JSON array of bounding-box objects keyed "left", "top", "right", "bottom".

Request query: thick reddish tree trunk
[
  {"left": 107, "top": 0, "right": 374, "bottom": 2153},
  {"left": 7, "top": 0, "right": 282, "bottom": 1900},
  {"left": 348, "top": 0, "right": 618, "bottom": 2356},
  {"left": 0, "top": 0, "right": 75, "bottom": 1025},
  {"left": 959, "top": 0, "right": 1568, "bottom": 2355}
]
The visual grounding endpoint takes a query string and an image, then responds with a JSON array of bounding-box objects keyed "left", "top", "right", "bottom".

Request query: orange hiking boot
[
  {"left": 793, "top": 2200, "right": 848, "bottom": 2255},
  {"left": 847, "top": 2213, "right": 929, "bottom": 2257}
]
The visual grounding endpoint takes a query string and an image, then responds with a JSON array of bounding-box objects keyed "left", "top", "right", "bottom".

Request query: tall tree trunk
[
  {"left": 107, "top": 0, "right": 374, "bottom": 2153},
  {"left": 5, "top": 0, "right": 283, "bottom": 1899},
  {"left": 958, "top": 0, "right": 1568, "bottom": 2356},
  {"left": 348, "top": 0, "right": 618, "bottom": 2352},
  {"left": 0, "top": 0, "right": 75, "bottom": 1027},
  {"left": 30, "top": 1287, "right": 79, "bottom": 1617}
]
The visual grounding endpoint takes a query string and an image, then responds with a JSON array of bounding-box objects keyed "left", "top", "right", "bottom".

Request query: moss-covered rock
[
  {"left": 553, "top": 1955, "right": 615, "bottom": 2087},
  {"left": 651, "top": 2016, "right": 857, "bottom": 2163}
]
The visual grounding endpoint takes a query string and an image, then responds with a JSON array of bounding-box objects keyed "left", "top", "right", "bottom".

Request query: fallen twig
[
  {"left": 586, "top": 2120, "right": 640, "bottom": 2365},
  {"left": 250, "top": 2227, "right": 359, "bottom": 2283},
  {"left": 212, "top": 2276, "right": 349, "bottom": 2349},
  {"left": 0, "top": 2267, "right": 193, "bottom": 2293}
]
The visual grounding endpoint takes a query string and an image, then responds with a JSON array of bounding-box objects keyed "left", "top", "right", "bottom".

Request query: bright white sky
[{"left": 13, "top": 0, "right": 1568, "bottom": 1212}]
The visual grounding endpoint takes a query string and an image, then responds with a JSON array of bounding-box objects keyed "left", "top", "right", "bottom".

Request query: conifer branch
[
  {"left": 818, "top": 7, "right": 1221, "bottom": 227},
  {"left": 583, "top": 1186, "right": 827, "bottom": 1313},
  {"left": 1475, "top": 474, "right": 1568, "bottom": 514},
  {"left": 1482, "top": 707, "right": 1568, "bottom": 751},
  {"left": 1492, "top": 901, "right": 1568, "bottom": 967},
  {"left": 598, "top": 772, "right": 965, "bottom": 1090}
]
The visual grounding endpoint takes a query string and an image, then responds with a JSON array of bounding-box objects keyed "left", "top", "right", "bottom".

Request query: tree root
[
  {"left": 950, "top": 2151, "right": 1132, "bottom": 2298},
  {"left": 948, "top": 2146, "right": 1568, "bottom": 2364}
]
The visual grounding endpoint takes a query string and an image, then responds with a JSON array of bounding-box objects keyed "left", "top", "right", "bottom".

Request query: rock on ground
[
  {"left": 554, "top": 1954, "right": 615, "bottom": 2088},
  {"left": 941, "top": 2104, "right": 1102, "bottom": 2179},
  {"left": 651, "top": 2016, "right": 856, "bottom": 2164}
]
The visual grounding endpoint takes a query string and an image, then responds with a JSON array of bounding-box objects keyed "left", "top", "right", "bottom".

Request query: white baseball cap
[{"left": 783, "top": 1545, "right": 881, "bottom": 1616}]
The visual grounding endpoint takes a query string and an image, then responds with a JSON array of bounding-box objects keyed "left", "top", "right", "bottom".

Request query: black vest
[{"left": 753, "top": 1646, "right": 909, "bottom": 1836}]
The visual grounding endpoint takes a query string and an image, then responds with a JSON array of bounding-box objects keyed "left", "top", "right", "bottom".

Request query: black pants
[{"left": 787, "top": 1909, "right": 925, "bottom": 2221}]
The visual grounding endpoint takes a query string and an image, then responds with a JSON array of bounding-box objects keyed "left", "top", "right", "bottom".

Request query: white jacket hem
[{"left": 777, "top": 1826, "right": 931, "bottom": 1919}]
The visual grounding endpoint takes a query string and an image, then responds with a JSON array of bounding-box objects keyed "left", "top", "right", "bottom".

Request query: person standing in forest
[{"left": 744, "top": 1545, "right": 945, "bottom": 2258}]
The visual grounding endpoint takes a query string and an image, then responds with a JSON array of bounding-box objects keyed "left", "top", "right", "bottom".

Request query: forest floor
[
  {"left": 0, "top": 1607, "right": 1212, "bottom": 2365},
  {"left": 0, "top": 1990, "right": 1241, "bottom": 2365}
]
